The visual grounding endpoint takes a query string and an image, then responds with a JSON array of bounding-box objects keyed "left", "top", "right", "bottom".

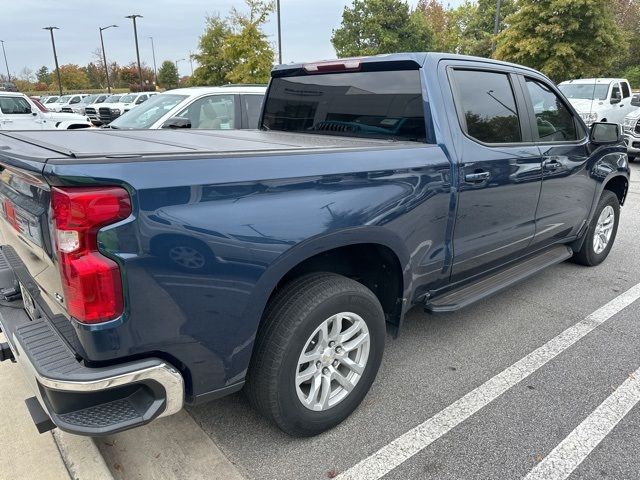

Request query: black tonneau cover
[{"left": 0, "top": 129, "right": 419, "bottom": 164}]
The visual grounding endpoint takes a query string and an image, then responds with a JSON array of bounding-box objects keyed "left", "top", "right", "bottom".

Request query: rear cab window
[{"left": 262, "top": 70, "right": 428, "bottom": 142}]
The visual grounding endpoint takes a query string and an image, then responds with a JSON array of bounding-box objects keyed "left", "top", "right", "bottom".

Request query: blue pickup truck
[{"left": 0, "top": 53, "right": 629, "bottom": 437}]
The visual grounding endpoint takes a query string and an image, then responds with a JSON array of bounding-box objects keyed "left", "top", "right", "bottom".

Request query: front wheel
[
  {"left": 245, "top": 273, "right": 386, "bottom": 436},
  {"left": 572, "top": 190, "right": 620, "bottom": 266}
]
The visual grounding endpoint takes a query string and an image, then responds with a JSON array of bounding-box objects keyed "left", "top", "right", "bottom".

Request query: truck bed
[{"left": 0, "top": 129, "right": 423, "bottom": 164}]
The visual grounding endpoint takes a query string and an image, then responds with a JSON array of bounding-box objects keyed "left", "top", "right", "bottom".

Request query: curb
[{"left": 53, "top": 430, "right": 114, "bottom": 480}]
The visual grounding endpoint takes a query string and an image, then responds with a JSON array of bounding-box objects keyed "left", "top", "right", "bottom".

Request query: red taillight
[{"left": 51, "top": 186, "right": 131, "bottom": 324}]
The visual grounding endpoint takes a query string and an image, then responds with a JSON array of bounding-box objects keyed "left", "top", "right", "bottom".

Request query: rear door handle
[{"left": 464, "top": 171, "right": 491, "bottom": 183}]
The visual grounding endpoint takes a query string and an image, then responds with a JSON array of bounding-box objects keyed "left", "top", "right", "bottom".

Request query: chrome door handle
[
  {"left": 543, "top": 158, "right": 561, "bottom": 170},
  {"left": 464, "top": 171, "right": 491, "bottom": 183}
]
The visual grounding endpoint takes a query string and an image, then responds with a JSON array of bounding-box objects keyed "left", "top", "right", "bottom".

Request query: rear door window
[
  {"left": 451, "top": 69, "right": 522, "bottom": 144},
  {"left": 622, "top": 82, "right": 631, "bottom": 99},
  {"left": 262, "top": 70, "right": 427, "bottom": 142}
]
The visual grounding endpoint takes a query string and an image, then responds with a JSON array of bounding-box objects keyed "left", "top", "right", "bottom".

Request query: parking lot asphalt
[{"left": 179, "top": 160, "right": 640, "bottom": 480}]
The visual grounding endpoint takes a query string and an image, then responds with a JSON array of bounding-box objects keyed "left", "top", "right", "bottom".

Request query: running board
[{"left": 425, "top": 245, "right": 573, "bottom": 313}]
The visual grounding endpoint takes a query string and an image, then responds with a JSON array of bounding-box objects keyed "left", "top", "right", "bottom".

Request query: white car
[
  {"left": 558, "top": 78, "right": 636, "bottom": 126},
  {"left": 623, "top": 94, "right": 640, "bottom": 161},
  {"left": 61, "top": 93, "right": 110, "bottom": 115},
  {"left": 107, "top": 92, "right": 158, "bottom": 122},
  {"left": 0, "top": 92, "right": 92, "bottom": 130},
  {"left": 84, "top": 94, "right": 125, "bottom": 125},
  {"left": 48, "top": 93, "right": 89, "bottom": 113},
  {"left": 107, "top": 86, "right": 266, "bottom": 130}
]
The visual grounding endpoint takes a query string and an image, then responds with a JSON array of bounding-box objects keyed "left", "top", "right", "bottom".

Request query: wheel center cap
[{"left": 321, "top": 348, "right": 334, "bottom": 365}]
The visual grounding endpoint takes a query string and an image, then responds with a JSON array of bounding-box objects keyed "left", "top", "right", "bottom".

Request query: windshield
[
  {"left": 45, "top": 96, "right": 58, "bottom": 104},
  {"left": 105, "top": 95, "right": 123, "bottom": 103},
  {"left": 58, "top": 95, "right": 71, "bottom": 103},
  {"left": 559, "top": 83, "right": 609, "bottom": 101},
  {"left": 82, "top": 94, "right": 99, "bottom": 104},
  {"left": 262, "top": 70, "right": 428, "bottom": 142},
  {"left": 120, "top": 94, "right": 137, "bottom": 103},
  {"left": 109, "top": 94, "right": 188, "bottom": 129}
]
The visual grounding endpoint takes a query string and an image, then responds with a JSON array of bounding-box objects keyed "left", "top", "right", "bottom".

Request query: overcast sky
[{"left": 1, "top": 0, "right": 463, "bottom": 78}]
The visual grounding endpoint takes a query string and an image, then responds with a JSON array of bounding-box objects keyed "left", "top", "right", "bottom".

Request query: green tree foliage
[
  {"left": 84, "top": 62, "right": 104, "bottom": 89},
  {"left": 495, "top": 0, "right": 624, "bottom": 82},
  {"left": 224, "top": 0, "right": 274, "bottom": 84},
  {"left": 190, "top": 0, "right": 274, "bottom": 86},
  {"left": 36, "top": 66, "right": 50, "bottom": 84},
  {"left": 418, "top": 0, "right": 455, "bottom": 52},
  {"left": 54, "top": 64, "right": 91, "bottom": 90},
  {"left": 331, "top": 0, "right": 433, "bottom": 57},
  {"left": 623, "top": 66, "right": 640, "bottom": 89},
  {"left": 190, "top": 15, "right": 233, "bottom": 86},
  {"left": 158, "top": 60, "right": 179, "bottom": 89},
  {"left": 611, "top": 0, "right": 640, "bottom": 74},
  {"left": 420, "top": 0, "right": 515, "bottom": 57}
]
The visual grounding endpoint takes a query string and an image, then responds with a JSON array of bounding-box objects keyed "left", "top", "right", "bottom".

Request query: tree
[
  {"left": 223, "top": 0, "right": 274, "bottom": 84},
  {"left": 158, "top": 60, "right": 179, "bottom": 89},
  {"left": 495, "top": 0, "right": 624, "bottom": 82},
  {"left": 36, "top": 66, "right": 50, "bottom": 85},
  {"left": 433, "top": 0, "right": 516, "bottom": 57},
  {"left": 118, "top": 62, "right": 155, "bottom": 91},
  {"left": 84, "top": 62, "right": 104, "bottom": 89},
  {"left": 610, "top": 0, "right": 640, "bottom": 74},
  {"left": 190, "top": 15, "right": 233, "bottom": 86},
  {"left": 190, "top": 0, "right": 274, "bottom": 86},
  {"left": 55, "top": 64, "right": 90, "bottom": 90},
  {"left": 331, "top": 0, "right": 433, "bottom": 57},
  {"left": 418, "top": 0, "right": 454, "bottom": 53}
]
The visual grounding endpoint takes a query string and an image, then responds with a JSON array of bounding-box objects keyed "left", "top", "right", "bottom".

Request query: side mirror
[
  {"left": 590, "top": 122, "right": 621, "bottom": 145},
  {"left": 610, "top": 94, "right": 621, "bottom": 105},
  {"left": 161, "top": 117, "right": 191, "bottom": 129}
]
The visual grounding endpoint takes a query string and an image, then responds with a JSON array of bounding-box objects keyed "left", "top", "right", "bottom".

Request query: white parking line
[
  {"left": 523, "top": 365, "right": 640, "bottom": 480},
  {"left": 335, "top": 282, "right": 640, "bottom": 480}
]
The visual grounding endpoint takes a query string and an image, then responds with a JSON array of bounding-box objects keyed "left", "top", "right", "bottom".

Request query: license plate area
[{"left": 20, "top": 283, "right": 41, "bottom": 321}]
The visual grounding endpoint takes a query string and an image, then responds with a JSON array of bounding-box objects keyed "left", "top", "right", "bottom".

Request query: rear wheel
[
  {"left": 246, "top": 273, "right": 385, "bottom": 436},
  {"left": 572, "top": 190, "right": 620, "bottom": 266}
]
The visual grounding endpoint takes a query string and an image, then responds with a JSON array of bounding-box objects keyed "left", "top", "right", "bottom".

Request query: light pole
[
  {"left": 0, "top": 40, "right": 10, "bottom": 82},
  {"left": 43, "top": 27, "right": 62, "bottom": 96},
  {"left": 125, "top": 14, "right": 144, "bottom": 91},
  {"left": 148, "top": 36, "right": 158, "bottom": 86},
  {"left": 276, "top": 0, "right": 282, "bottom": 64},
  {"left": 99, "top": 24, "right": 117, "bottom": 94},
  {"left": 492, "top": 0, "right": 502, "bottom": 54},
  {"left": 175, "top": 58, "right": 185, "bottom": 71},
  {"left": 188, "top": 51, "right": 194, "bottom": 75}
]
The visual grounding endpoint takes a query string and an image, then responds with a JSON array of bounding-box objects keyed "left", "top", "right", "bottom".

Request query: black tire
[
  {"left": 572, "top": 190, "right": 620, "bottom": 266},
  {"left": 245, "top": 273, "right": 386, "bottom": 437}
]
